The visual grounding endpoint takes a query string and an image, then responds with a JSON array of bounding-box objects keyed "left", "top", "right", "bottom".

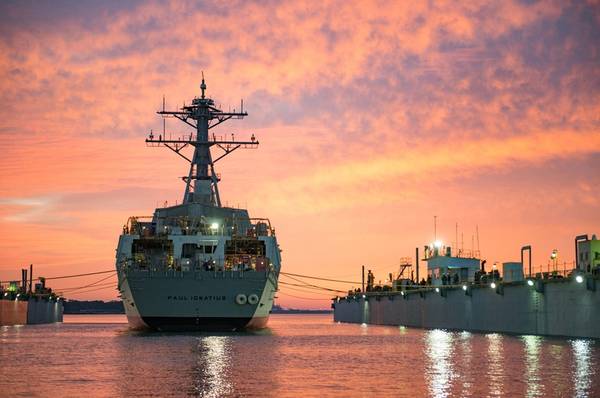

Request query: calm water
[{"left": 1, "top": 314, "right": 598, "bottom": 397}]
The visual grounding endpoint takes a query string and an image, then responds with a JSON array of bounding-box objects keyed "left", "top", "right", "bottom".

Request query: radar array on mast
[{"left": 145, "top": 75, "right": 258, "bottom": 207}]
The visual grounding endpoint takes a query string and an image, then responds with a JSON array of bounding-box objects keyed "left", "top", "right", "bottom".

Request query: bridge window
[{"left": 182, "top": 243, "right": 197, "bottom": 258}]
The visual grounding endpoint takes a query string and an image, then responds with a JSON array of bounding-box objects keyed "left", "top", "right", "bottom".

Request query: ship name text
[{"left": 167, "top": 295, "right": 227, "bottom": 301}]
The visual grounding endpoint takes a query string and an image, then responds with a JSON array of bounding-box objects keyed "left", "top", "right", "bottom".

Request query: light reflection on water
[
  {"left": 0, "top": 314, "right": 598, "bottom": 397},
  {"left": 195, "top": 336, "right": 232, "bottom": 398},
  {"left": 523, "top": 335, "right": 543, "bottom": 397},
  {"left": 572, "top": 339, "right": 593, "bottom": 397},
  {"left": 486, "top": 333, "right": 504, "bottom": 397},
  {"left": 425, "top": 329, "right": 455, "bottom": 398},
  {"left": 457, "top": 331, "right": 473, "bottom": 396}
]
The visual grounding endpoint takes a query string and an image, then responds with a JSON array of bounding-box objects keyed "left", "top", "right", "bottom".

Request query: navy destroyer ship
[{"left": 115, "top": 78, "right": 281, "bottom": 331}]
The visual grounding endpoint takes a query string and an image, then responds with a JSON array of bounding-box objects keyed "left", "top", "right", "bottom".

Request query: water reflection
[
  {"left": 1, "top": 324, "right": 23, "bottom": 344},
  {"left": 571, "top": 339, "right": 592, "bottom": 397},
  {"left": 486, "top": 333, "right": 504, "bottom": 396},
  {"left": 2, "top": 315, "right": 599, "bottom": 397},
  {"left": 425, "top": 329, "right": 454, "bottom": 398},
  {"left": 523, "top": 335, "right": 543, "bottom": 397},
  {"left": 194, "top": 336, "right": 232, "bottom": 398},
  {"left": 457, "top": 331, "right": 473, "bottom": 396}
]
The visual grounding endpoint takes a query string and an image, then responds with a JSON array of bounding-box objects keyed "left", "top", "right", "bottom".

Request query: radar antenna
[{"left": 146, "top": 76, "right": 258, "bottom": 206}]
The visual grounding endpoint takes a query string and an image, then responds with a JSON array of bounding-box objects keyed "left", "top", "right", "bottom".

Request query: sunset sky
[{"left": 0, "top": 1, "right": 598, "bottom": 308}]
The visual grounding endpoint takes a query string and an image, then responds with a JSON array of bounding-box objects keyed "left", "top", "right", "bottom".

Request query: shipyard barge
[
  {"left": 0, "top": 266, "right": 63, "bottom": 326},
  {"left": 116, "top": 78, "right": 281, "bottom": 331},
  {"left": 333, "top": 234, "right": 600, "bottom": 339}
]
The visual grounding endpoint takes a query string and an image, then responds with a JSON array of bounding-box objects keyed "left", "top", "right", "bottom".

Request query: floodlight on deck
[
  {"left": 210, "top": 222, "right": 219, "bottom": 230},
  {"left": 575, "top": 275, "right": 584, "bottom": 284},
  {"left": 462, "top": 285, "right": 467, "bottom": 291},
  {"left": 527, "top": 279, "right": 534, "bottom": 286},
  {"left": 490, "top": 282, "right": 497, "bottom": 289},
  {"left": 435, "top": 287, "right": 440, "bottom": 293},
  {"left": 434, "top": 240, "right": 443, "bottom": 249}
]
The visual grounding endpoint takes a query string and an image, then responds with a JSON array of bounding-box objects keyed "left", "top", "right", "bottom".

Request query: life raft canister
[
  {"left": 235, "top": 294, "right": 247, "bottom": 305},
  {"left": 247, "top": 294, "right": 259, "bottom": 305}
]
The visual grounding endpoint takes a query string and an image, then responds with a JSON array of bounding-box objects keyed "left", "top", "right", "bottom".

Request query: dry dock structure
[
  {"left": 0, "top": 266, "right": 63, "bottom": 326},
  {"left": 333, "top": 234, "right": 600, "bottom": 339}
]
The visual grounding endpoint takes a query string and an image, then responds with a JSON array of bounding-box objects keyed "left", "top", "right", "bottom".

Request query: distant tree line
[
  {"left": 63, "top": 300, "right": 125, "bottom": 314},
  {"left": 271, "top": 304, "right": 331, "bottom": 314}
]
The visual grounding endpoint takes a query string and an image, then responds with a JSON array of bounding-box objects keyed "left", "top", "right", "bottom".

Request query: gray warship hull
[{"left": 119, "top": 269, "right": 277, "bottom": 331}]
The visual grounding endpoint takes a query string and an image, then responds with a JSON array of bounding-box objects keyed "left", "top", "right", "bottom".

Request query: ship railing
[
  {"left": 337, "top": 268, "right": 597, "bottom": 301},
  {"left": 423, "top": 247, "right": 480, "bottom": 260},
  {"left": 529, "top": 261, "right": 576, "bottom": 278},
  {"left": 123, "top": 215, "right": 276, "bottom": 237},
  {"left": 246, "top": 218, "right": 275, "bottom": 237},
  {"left": 120, "top": 256, "right": 275, "bottom": 274},
  {"left": 123, "top": 215, "right": 220, "bottom": 237},
  {"left": 124, "top": 216, "right": 154, "bottom": 236}
]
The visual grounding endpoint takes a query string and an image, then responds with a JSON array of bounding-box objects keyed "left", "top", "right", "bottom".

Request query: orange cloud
[{"left": 249, "top": 129, "right": 600, "bottom": 213}]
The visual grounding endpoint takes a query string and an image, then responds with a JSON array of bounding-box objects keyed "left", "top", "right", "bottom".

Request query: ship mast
[{"left": 146, "top": 75, "right": 258, "bottom": 206}]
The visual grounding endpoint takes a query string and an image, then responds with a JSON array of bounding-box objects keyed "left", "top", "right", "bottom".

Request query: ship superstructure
[{"left": 115, "top": 78, "right": 281, "bottom": 331}]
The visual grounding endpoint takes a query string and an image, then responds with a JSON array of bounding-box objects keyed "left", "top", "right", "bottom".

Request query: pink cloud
[{"left": 0, "top": 0, "right": 598, "bottom": 307}]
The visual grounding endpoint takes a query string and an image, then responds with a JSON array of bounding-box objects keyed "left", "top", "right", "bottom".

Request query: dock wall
[
  {"left": 333, "top": 278, "right": 600, "bottom": 339},
  {"left": 0, "top": 300, "right": 28, "bottom": 326},
  {"left": 0, "top": 299, "right": 63, "bottom": 326},
  {"left": 26, "top": 300, "right": 63, "bottom": 324}
]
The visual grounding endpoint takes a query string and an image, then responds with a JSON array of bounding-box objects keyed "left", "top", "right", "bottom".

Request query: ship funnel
[{"left": 21, "top": 268, "right": 28, "bottom": 292}]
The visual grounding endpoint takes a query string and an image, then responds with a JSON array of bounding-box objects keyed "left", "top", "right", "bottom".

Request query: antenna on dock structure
[
  {"left": 476, "top": 225, "right": 480, "bottom": 256},
  {"left": 146, "top": 73, "right": 258, "bottom": 206},
  {"left": 455, "top": 222, "right": 458, "bottom": 254}
]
